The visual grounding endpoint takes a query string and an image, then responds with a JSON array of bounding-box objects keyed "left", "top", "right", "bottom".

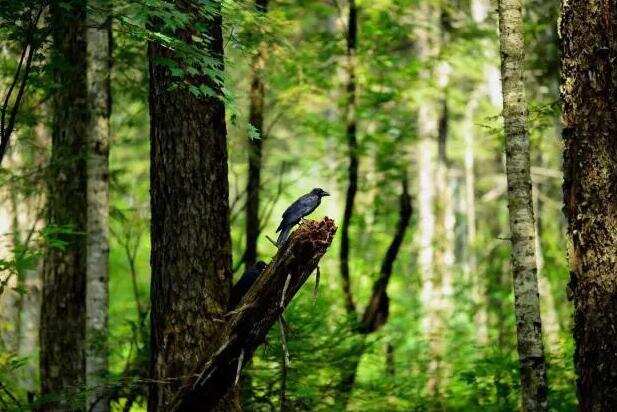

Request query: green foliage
[{"left": 0, "top": 0, "right": 576, "bottom": 410}]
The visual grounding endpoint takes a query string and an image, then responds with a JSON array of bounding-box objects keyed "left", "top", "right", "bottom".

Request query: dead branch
[{"left": 172, "top": 218, "right": 337, "bottom": 411}]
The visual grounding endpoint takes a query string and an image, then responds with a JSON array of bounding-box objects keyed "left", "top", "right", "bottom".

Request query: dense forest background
[{"left": 0, "top": 0, "right": 614, "bottom": 410}]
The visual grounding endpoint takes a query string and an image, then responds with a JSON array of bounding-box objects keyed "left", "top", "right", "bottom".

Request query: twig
[
  {"left": 0, "top": 381, "right": 21, "bottom": 409},
  {"left": 279, "top": 316, "right": 289, "bottom": 411},
  {"left": 234, "top": 349, "right": 244, "bottom": 386},
  {"left": 278, "top": 317, "right": 290, "bottom": 367},
  {"left": 193, "top": 340, "right": 231, "bottom": 389},
  {"left": 313, "top": 266, "right": 321, "bottom": 306},
  {"left": 266, "top": 235, "right": 278, "bottom": 247},
  {"left": 0, "top": 4, "right": 46, "bottom": 166},
  {"left": 280, "top": 274, "right": 291, "bottom": 308}
]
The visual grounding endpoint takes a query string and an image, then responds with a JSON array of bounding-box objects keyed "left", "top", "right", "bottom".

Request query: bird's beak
[{"left": 323, "top": 191, "right": 330, "bottom": 197}]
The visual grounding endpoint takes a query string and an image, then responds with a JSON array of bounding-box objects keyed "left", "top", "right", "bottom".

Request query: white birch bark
[
  {"left": 86, "top": 3, "right": 111, "bottom": 411},
  {"left": 497, "top": 0, "right": 548, "bottom": 409}
]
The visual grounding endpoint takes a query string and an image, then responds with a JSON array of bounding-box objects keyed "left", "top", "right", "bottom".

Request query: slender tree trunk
[
  {"left": 532, "top": 166, "right": 561, "bottom": 354},
  {"left": 463, "top": 91, "right": 488, "bottom": 345},
  {"left": 561, "top": 0, "right": 617, "bottom": 408},
  {"left": 340, "top": 0, "right": 358, "bottom": 315},
  {"left": 245, "top": 0, "right": 268, "bottom": 269},
  {"left": 426, "top": 91, "right": 452, "bottom": 399},
  {"left": 85, "top": 2, "right": 112, "bottom": 410},
  {"left": 416, "top": 0, "right": 439, "bottom": 340},
  {"left": 337, "top": 175, "right": 412, "bottom": 408},
  {"left": 497, "top": 0, "right": 548, "bottom": 409},
  {"left": 40, "top": 0, "right": 89, "bottom": 408},
  {"left": 147, "top": 2, "right": 239, "bottom": 410},
  {"left": 385, "top": 343, "right": 395, "bottom": 377},
  {"left": 10, "top": 183, "right": 43, "bottom": 395},
  {"left": 0, "top": 193, "right": 17, "bottom": 350}
]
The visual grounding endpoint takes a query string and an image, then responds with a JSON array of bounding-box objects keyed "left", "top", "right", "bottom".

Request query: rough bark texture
[
  {"left": 340, "top": 0, "right": 359, "bottom": 315},
  {"left": 174, "top": 218, "right": 337, "bottom": 411},
  {"left": 497, "top": 0, "right": 549, "bottom": 410},
  {"left": 147, "top": 2, "right": 239, "bottom": 410},
  {"left": 86, "top": 2, "right": 112, "bottom": 410},
  {"left": 560, "top": 0, "right": 617, "bottom": 409},
  {"left": 245, "top": 0, "right": 269, "bottom": 269},
  {"left": 40, "top": 1, "right": 89, "bottom": 408}
]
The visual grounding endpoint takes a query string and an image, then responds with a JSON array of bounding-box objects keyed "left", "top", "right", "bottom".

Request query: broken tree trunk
[{"left": 172, "top": 218, "right": 337, "bottom": 411}]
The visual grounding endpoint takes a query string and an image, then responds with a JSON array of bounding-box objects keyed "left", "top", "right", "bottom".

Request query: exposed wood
[{"left": 173, "top": 218, "right": 337, "bottom": 411}]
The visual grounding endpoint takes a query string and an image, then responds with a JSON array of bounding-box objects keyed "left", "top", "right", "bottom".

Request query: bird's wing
[
  {"left": 283, "top": 195, "right": 319, "bottom": 222},
  {"left": 276, "top": 194, "right": 319, "bottom": 232}
]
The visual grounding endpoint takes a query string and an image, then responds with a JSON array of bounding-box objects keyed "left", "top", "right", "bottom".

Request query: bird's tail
[{"left": 276, "top": 226, "right": 293, "bottom": 248}]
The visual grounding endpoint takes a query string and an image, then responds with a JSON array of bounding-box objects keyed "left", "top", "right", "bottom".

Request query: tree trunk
[
  {"left": 147, "top": 2, "right": 239, "bottom": 410},
  {"left": 339, "top": 0, "right": 358, "bottom": 315},
  {"left": 0, "top": 191, "right": 17, "bottom": 351},
  {"left": 86, "top": 2, "right": 112, "bottom": 410},
  {"left": 245, "top": 0, "right": 269, "bottom": 269},
  {"left": 416, "top": 5, "right": 439, "bottom": 370},
  {"left": 463, "top": 90, "right": 488, "bottom": 345},
  {"left": 337, "top": 176, "right": 412, "bottom": 408},
  {"left": 427, "top": 92, "right": 452, "bottom": 399},
  {"left": 10, "top": 182, "right": 43, "bottom": 395},
  {"left": 560, "top": 0, "right": 617, "bottom": 409},
  {"left": 40, "top": 0, "right": 89, "bottom": 408},
  {"left": 497, "top": 0, "right": 549, "bottom": 410}
]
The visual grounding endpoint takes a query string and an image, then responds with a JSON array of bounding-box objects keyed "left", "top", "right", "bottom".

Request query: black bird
[
  {"left": 229, "top": 261, "right": 267, "bottom": 309},
  {"left": 276, "top": 188, "right": 330, "bottom": 247}
]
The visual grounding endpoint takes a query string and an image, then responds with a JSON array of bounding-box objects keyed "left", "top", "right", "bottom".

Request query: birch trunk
[
  {"left": 0, "top": 195, "right": 16, "bottom": 350},
  {"left": 340, "top": 0, "right": 359, "bottom": 315},
  {"left": 147, "top": 1, "right": 239, "bottom": 410},
  {"left": 497, "top": 0, "right": 548, "bottom": 409},
  {"left": 10, "top": 184, "right": 43, "bottom": 394},
  {"left": 560, "top": 0, "right": 617, "bottom": 408},
  {"left": 86, "top": 2, "right": 112, "bottom": 410},
  {"left": 40, "top": 1, "right": 89, "bottom": 407},
  {"left": 414, "top": 0, "right": 442, "bottom": 397}
]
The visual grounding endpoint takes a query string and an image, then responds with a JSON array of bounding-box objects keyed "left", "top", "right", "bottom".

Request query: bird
[
  {"left": 276, "top": 188, "right": 330, "bottom": 247},
  {"left": 229, "top": 261, "right": 267, "bottom": 309}
]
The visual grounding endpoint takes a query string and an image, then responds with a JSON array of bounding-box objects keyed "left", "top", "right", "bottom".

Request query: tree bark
[
  {"left": 245, "top": 0, "right": 269, "bottom": 269},
  {"left": 497, "top": 0, "right": 549, "bottom": 410},
  {"left": 86, "top": 2, "right": 112, "bottom": 410},
  {"left": 426, "top": 92, "right": 452, "bottom": 399},
  {"left": 40, "top": 0, "right": 89, "bottom": 408},
  {"left": 560, "top": 0, "right": 617, "bottom": 409},
  {"left": 415, "top": 6, "right": 440, "bottom": 371},
  {"left": 340, "top": 0, "right": 359, "bottom": 315},
  {"left": 174, "top": 218, "right": 337, "bottom": 411},
  {"left": 147, "top": 2, "right": 239, "bottom": 410}
]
